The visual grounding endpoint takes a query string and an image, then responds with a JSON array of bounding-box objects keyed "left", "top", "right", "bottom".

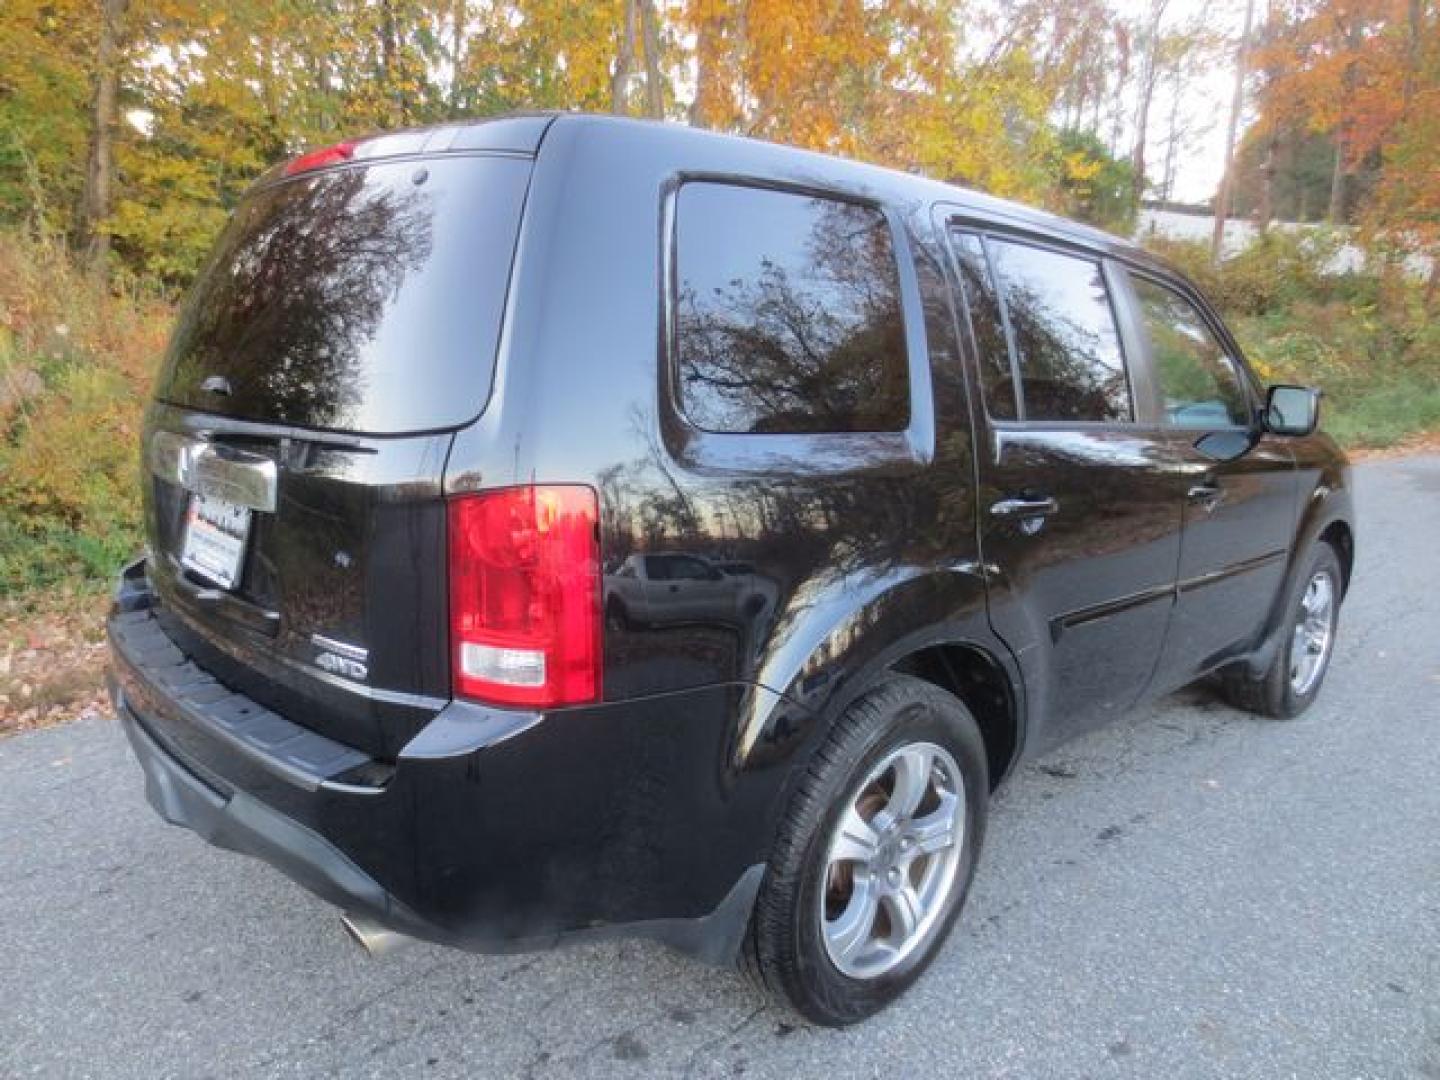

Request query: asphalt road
[{"left": 3, "top": 456, "right": 1438, "bottom": 1080}]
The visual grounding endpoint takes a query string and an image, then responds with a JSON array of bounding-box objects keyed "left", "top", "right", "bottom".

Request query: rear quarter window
[
  {"left": 157, "top": 155, "right": 531, "bottom": 435},
  {"left": 672, "top": 182, "right": 910, "bottom": 435}
]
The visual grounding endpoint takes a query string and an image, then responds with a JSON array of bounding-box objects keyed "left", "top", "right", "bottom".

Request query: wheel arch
[
  {"left": 1245, "top": 462, "right": 1355, "bottom": 679},
  {"left": 1318, "top": 518, "right": 1354, "bottom": 597},
  {"left": 737, "top": 567, "right": 1026, "bottom": 790},
  {"left": 890, "top": 643, "right": 1022, "bottom": 790}
]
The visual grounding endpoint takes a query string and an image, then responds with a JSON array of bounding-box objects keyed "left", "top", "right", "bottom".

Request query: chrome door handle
[
  {"left": 990, "top": 496, "right": 1059, "bottom": 519},
  {"left": 1187, "top": 482, "right": 1224, "bottom": 509}
]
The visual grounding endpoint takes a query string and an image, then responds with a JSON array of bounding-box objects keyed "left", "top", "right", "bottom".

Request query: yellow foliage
[
  {"left": 0, "top": 234, "right": 168, "bottom": 592},
  {"left": 1063, "top": 150, "right": 1105, "bottom": 183}
]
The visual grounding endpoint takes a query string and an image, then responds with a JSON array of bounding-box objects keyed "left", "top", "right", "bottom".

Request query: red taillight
[
  {"left": 447, "top": 486, "right": 602, "bottom": 709},
  {"left": 284, "top": 139, "right": 357, "bottom": 176}
]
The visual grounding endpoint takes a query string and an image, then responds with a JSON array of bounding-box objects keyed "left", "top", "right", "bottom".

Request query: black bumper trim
[
  {"left": 117, "top": 700, "right": 423, "bottom": 933},
  {"left": 117, "top": 688, "right": 765, "bottom": 964},
  {"left": 109, "top": 559, "right": 769, "bottom": 964},
  {"left": 109, "top": 608, "right": 371, "bottom": 792}
]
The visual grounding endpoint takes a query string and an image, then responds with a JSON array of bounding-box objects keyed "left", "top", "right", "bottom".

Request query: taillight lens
[
  {"left": 447, "top": 486, "right": 602, "bottom": 708},
  {"left": 284, "top": 139, "right": 357, "bottom": 175}
]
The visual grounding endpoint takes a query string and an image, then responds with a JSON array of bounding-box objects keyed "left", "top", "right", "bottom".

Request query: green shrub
[
  {"left": 1144, "top": 231, "right": 1340, "bottom": 316},
  {"left": 0, "top": 233, "right": 168, "bottom": 599},
  {"left": 1321, "top": 377, "right": 1440, "bottom": 448}
]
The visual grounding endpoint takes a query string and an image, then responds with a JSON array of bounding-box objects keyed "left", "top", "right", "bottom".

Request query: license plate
[{"left": 180, "top": 493, "right": 252, "bottom": 590}]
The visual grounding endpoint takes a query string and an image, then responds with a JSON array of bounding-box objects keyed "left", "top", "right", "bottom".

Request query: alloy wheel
[
  {"left": 819, "top": 741, "right": 966, "bottom": 980},
  {"left": 1290, "top": 569, "right": 1337, "bottom": 696}
]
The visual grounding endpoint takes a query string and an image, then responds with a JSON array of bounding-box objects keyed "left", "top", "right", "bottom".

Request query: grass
[{"left": 1320, "top": 377, "right": 1440, "bottom": 448}]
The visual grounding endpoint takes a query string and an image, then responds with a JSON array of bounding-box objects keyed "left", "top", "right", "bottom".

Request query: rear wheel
[
  {"left": 605, "top": 599, "right": 632, "bottom": 631},
  {"left": 1223, "top": 543, "right": 1343, "bottom": 718},
  {"left": 742, "top": 676, "right": 988, "bottom": 1026}
]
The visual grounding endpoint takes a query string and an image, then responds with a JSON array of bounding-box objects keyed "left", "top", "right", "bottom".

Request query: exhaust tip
[{"left": 340, "top": 912, "right": 411, "bottom": 958}]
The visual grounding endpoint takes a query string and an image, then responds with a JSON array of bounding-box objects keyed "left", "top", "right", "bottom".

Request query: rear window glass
[
  {"left": 987, "top": 240, "right": 1131, "bottom": 423},
  {"left": 157, "top": 155, "right": 530, "bottom": 435},
  {"left": 673, "top": 182, "right": 910, "bottom": 435}
]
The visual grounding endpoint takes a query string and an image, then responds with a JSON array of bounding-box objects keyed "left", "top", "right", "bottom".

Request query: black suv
[{"left": 108, "top": 114, "right": 1354, "bottom": 1025}]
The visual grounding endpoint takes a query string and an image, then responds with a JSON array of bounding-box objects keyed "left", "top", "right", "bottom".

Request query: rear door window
[
  {"left": 949, "top": 230, "right": 1016, "bottom": 419},
  {"left": 986, "top": 240, "right": 1131, "bottom": 423},
  {"left": 672, "top": 182, "right": 910, "bottom": 435},
  {"left": 156, "top": 155, "right": 531, "bottom": 435}
]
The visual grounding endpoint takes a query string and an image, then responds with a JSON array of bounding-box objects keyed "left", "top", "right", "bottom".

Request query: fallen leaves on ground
[{"left": 1, "top": 590, "right": 110, "bottom": 738}]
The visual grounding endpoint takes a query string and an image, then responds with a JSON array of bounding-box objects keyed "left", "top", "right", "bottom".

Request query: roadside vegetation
[
  {"left": 0, "top": 235, "right": 168, "bottom": 731},
  {"left": 0, "top": 233, "right": 167, "bottom": 598},
  {"left": 1150, "top": 232, "right": 1440, "bottom": 450}
]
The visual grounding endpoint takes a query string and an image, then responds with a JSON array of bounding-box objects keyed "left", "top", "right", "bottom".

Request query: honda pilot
[{"left": 108, "top": 113, "right": 1354, "bottom": 1025}]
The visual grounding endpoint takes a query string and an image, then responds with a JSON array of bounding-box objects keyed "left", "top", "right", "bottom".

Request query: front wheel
[
  {"left": 1223, "top": 543, "right": 1343, "bottom": 718},
  {"left": 742, "top": 676, "right": 988, "bottom": 1026}
]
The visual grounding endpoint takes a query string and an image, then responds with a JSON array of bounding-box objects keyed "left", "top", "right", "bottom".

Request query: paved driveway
[{"left": 2, "top": 456, "right": 1438, "bottom": 1079}]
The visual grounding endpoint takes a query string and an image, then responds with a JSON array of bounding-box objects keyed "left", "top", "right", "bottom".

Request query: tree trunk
[
  {"left": 611, "top": 0, "right": 636, "bottom": 115},
  {"left": 1211, "top": 0, "right": 1255, "bottom": 262},
  {"left": 1326, "top": 136, "right": 1345, "bottom": 224},
  {"left": 380, "top": 1, "right": 397, "bottom": 85},
  {"left": 1107, "top": 22, "right": 1131, "bottom": 156},
  {"left": 690, "top": 12, "right": 712, "bottom": 127},
  {"left": 1130, "top": 0, "right": 1170, "bottom": 206},
  {"left": 451, "top": 0, "right": 467, "bottom": 112},
  {"left": 639, "top": 0, "right": 664, "bottom": 119},
  {"left": 77, "top": 0, "right": 128, "bottom": 280},
  {"left": 1107, "top": 65, "right": 1127, "bottom": 156},
  {"left": 1160, "top": 61, "right": 1182, "bottom": 202},
  {"left": 1256, "top": 126, "right": 1279, "bottom": 232},
  {"left": 1404, "top": 0, "right": 1422, "bottom": 107},
  {"left": 1328, "top": 17, "right": 1364, "bottom": 225},
  {"left": 376, "top": 0, "right": 402, "bottom": 124},
  {"left": 1089, "top": 68, "right": 1104, "bottom": 134}
]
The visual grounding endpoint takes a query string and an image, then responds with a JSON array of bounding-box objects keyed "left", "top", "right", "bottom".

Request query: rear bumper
[
  {"left": 115, "top": 698, "right": 429, "bottom": 934},
  {"left": 108, "top": 559, "right": 768, "bottom": 963}
]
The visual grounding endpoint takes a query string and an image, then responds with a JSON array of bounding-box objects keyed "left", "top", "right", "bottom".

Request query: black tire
[
  {"left": 742, "top": 675, "right": 989, "bottom": 1026},
  {"left": 1222, "top": 543, "right": 1343, "bottom": 719},
  {"left": 604, "top": 598, "right": 631, "bottom": 631}
]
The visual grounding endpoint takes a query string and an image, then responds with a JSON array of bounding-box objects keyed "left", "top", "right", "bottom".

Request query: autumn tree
[
  {"left": 1213, "top": 0, "right": 1256, "bottom": 258},
  {"left": 1251, "top": 0, "right": 1409, "bottom": 225},
  {"left": 685, "top": 0, "right": 744, "bottom": 129},
  {"left": 456, "top": 1, "right": 626, "bottom": 115},
  {"left": 1369, "top": 0, "right": 1440, "bottom": 302},
  {"left": 0, "top": 0, "right": 99, "bottom": 237},
  {"left": 15, "top": 0, "right": 1428, "bottom": 289},
  {"left": 1128, "top": 0, "right": 1171, "bottom": 204}
]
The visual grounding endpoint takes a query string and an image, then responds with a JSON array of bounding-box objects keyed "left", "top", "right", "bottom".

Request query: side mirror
[
  {"left": 1265, "top": 385, "right": 1321, "bottom": 437},
  {"left": 1194, "top": 428, "right": 1258, "bottom": 462}
]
